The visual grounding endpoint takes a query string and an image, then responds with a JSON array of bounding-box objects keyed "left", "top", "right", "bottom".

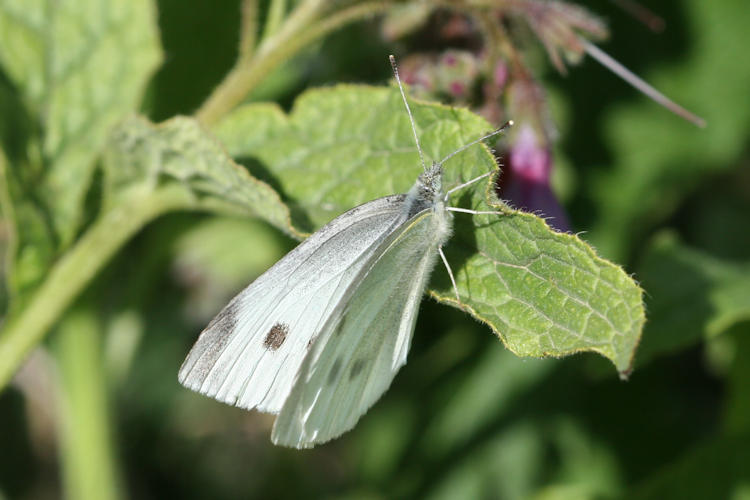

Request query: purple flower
[{"left": 500, "top": 124, "right": 571, "bottom": 232}]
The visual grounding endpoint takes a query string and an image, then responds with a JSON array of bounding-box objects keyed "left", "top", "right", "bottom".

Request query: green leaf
[
  {"left": 171, "top": 216, "right": 291, "bottom": 319},
  {"left": 103, "top": 115, "right": 294, "bottom": 235},
  {"left": 585, "top": 0, "right": 750, "bottom": 260},
  {"left": 0, "top": 114, "right": 297, "bottom": 391},
  {"left": 632, "top": 434, "right": 750, "bottom": 500},
  {"left": 421, "top": 347, "right": 552, "bottom": 455},
  {"left": 0, "top": 0, "right": 161, "bottom": 298},
  {"left": 214, "top": 85, "right": 645, "bottom": 374},
  {"left": 635, "top": 232, "right": 750, "bottom": 364},
  {"left": 427, "top": 421, "right": 545, "bottom": 500},
  {"left": 0, "top": 145, "right": 56, "bottom": 306},
  {"left": 725, "top": 332, "right": 750, "bottom": 436}
]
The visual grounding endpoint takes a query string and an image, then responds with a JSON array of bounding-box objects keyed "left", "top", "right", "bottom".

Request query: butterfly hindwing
[
  {"left": 271, "top": 210, "right": 445, "bottom": 448},
  {"left": 178, "top": 195, "right": 410, "bottom": 413}
]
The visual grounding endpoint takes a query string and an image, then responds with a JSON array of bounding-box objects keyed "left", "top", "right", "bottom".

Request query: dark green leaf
[{"left": 636, "top": 232, "right": 750, "bottom": 364}]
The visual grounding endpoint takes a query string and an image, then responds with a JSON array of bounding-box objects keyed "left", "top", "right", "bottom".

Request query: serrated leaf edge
[
  {"left": 118, "top": 113, "right": 303, "bottom": 240},
  {"left": 428, "top": 170, "right": 646, "bottom": 377}
]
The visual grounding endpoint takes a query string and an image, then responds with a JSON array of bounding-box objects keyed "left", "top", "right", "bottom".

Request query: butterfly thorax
[{"left": 404, "top": 163, "right": 453, "bottom": 244}]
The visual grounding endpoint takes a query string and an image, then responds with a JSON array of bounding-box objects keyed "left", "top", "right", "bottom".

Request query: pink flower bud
[{"left": 500, "top": 124, "right": 570, "bottom": 232}]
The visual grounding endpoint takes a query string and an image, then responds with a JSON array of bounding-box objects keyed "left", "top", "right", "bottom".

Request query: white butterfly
[{"left": 178, "top": 56, "right": 512, "bottom": 448}]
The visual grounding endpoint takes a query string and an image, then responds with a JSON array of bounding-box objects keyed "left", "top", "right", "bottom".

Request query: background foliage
[{"left": 0, "top": 0, "right": 749, "bottom": 499}]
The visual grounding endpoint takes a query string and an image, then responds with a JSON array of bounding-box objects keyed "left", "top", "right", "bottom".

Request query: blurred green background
[{"left": 1, "top": 0, "right": 749, "bottom": 499}]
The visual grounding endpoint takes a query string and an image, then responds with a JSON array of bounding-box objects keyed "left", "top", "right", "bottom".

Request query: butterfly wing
[
  {"left": 271, "top": 209, "right": 446, "bottom": 448},
  {"left": 178, "top": 195, "right": 409, "bottom": 413}
]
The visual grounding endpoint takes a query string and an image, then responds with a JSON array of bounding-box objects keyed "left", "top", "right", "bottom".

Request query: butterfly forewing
[
  {"left": 178, "top": 195, "right": 410, "bottom": 413},
  {"left": 271, "top": 209, "right": 448, "bottom": 448}
]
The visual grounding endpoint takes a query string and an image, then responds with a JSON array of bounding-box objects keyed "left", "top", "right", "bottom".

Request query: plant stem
[
  {"left": 196, "top": 0, "right": 326, "bottom": 125},
  {"left": 238, "top": 0, "right": 259, "bottom": 61},
  {"left": 0, "top": 0, "right": 396, "bottom": 392},
  {"left": 0, "top": 186, "right": 193, "bottom": 390},
  {"left": 196, "top": 1, "right": 392, "bottom": 126},
  {"left": 55, "top": 306, "right": 121, "bottom": 500},
  {"left": 296, "top": 2, "right": 393, "bottom": 55},
  {"left": 580, "top": 38, "right": 706, "bottom": 127},
  {"left": 261, "top": 0, "right": 287, "bottom": 41}
]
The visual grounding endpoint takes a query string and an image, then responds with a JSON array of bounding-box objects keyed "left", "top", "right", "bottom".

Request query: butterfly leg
[
  {"left": 438, "top": 246, "right": 460, "bottom": 302},
  {"left": 444, "top": 171, "right": 494, "bottom": 200},
  {"left": 447, "top": 207, "right": 505, "bottom": 216}
]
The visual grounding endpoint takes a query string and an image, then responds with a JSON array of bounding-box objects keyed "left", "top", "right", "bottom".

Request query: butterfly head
[
  {"left": 403, "top": 161, "right": 450, "bottom": 227},
  {"left": 404, "top": 162, "right": 446, "bottom": 219}
]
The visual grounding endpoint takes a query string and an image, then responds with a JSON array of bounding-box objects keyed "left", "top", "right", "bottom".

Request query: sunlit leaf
[
  {"left": 215, "top": 85, "right": 645, "bottom": 374},
  {"left": 103, "top": 116, "right": 294, "bottom": 235},
  {"left": 0, "top": 0, "right": 161, "bottom": 300}
]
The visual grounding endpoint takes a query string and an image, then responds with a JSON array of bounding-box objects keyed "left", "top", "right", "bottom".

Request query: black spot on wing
[
  {"left": 187, "top": 300, "right": 240, "bottom": 384},
  {"left": 264, "top": 323, "right": 289, "bottom": 350},
  {"left": 350, "top": 359, "right": 366, "bottom": 380},
  {"left": 328, "top": 358, "right": 342, "bottom": 385}
]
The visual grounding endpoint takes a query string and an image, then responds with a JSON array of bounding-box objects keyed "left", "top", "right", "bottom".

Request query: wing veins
[
  {"left": 328, "top": 238, "right": 432, "bottom": 434},
  {"left": 273, "top": 209, "right": 443, "bottom": 446},
  {"left": 188, "top": 197, "right": 411, "bottom": 411},
  {"left": 237, "top": 266, "right": 355, "bottom": 410},
  {"left": 208, "top": 208, "right": 405, "bottom": 385},
  {"left": 216, "top": 213, "right": 403, "bottom": 405}
]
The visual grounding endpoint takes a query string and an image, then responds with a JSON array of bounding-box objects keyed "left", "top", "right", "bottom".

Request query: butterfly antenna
[
  {"left": 390, "top": 55, "right": 426, "bottom": 171},
  {"left": 438, "top": 120, "right": 514, "bottom": 166}
]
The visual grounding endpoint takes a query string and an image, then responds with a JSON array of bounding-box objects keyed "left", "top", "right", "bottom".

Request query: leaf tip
[{"left": 618, "top": 366, "right": 633, "bottom": 381}]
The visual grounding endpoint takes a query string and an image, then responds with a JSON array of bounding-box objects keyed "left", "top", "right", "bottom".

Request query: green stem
[
  {"left": 238, "top": 0, "right": 259, "bottom": 61},
  {"left": 295, "top": 2, "right": 394, "bottom": 54},
  {"left": 55, "top": 307, "right": 121, "bottom": 500},
  {"left": 0, "top": 186, "right": 193, "bottom": 390},
  {"left": 261, "top": 0, "right": 287, "bottom": 41},
  {"left": 195, "top": 0, "right": 392, "bottom": 126},
  {"left": 0, "top": 0, "right": 396, "bottom": 392},
  {"left": 196, "top": 0, "right": 326, "bottom": 125}
]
